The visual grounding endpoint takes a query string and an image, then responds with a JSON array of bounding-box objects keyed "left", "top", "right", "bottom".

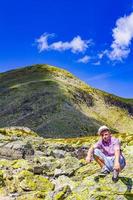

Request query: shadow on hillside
[
  {"left": 0, "top": 79, "right": 104, "bottom": 138},
  {"left": 119, "top": 176, "right": 133, "bottom": 200}
]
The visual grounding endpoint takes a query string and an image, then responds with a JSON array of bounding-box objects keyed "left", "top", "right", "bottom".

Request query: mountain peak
[{"left": 0, "top": 64, "right": 133, "bottom": 137}]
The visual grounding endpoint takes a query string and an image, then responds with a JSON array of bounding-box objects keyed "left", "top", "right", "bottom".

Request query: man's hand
[
  {"left": 114, "top": 147, "right": 121, "bottom": 172},
  {"left": 86, "top": 146, "right": 94, "bottom": 163},
  {"left": 86, "top": 156, "right": 92, "bottom": 163},
  {"left": 114, "top": 161, "right": 121, "bottom": 172}
]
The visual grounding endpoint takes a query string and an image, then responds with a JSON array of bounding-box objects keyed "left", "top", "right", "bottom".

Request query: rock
[
  {"left": 0, "top": 131, "right": 132, "bottom": 199},
  {"left": 53, "top": 185, "right": 71, "bottom": 200},
  {"left": 50, "top": 149, "right": 66, "bottom": 158},
  {"left": 0, "top": 140, "right": 34, "bottom": 159},
  {"left": 16, "top": 191, "right": 46, "bottom": 200},
  {"left": 58, "top": 156, "right": 82, "bottom": 177},
  {"left": 42, "top": 160, "right": 61, "bottom": 176},
  {"left": 52, "top": 175, "right": 76, "bottom": 191},
  {"left": 12, "top": 159, "right": 32, "bottom": 171},
  {"left": 0, "top": 159, "right": 12, "bottom": 170},
  {"left": 34, "top": 150, "right": 46, "bottom": 157},
  {"left": 0, "top": 127, "right": 37, "bottom": 137},
  {"left": 0, "top": 170, "right": 5, "bottom": 187},
  {"left": 0, "top": 197, "right": 15, "bottom": 200},
  {"left": 17, "top": 170, "right": 55, "bottom": 192},
  {"left": 54, "top": 169, "right": 65, "bottom": 177},
  {"left": 33, "top": 165, "right": 44, "bottom": 175},
  {"left": 73, "top": 146, "right": 88, "bottom": 159}
]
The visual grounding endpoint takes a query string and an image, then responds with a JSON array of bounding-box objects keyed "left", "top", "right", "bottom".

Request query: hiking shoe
[
  {"left": 99, "top": 170, "right": 110, "bottom": 176},
  {"left": 99, "top": 167, "right": 110, "bottom": 177},
  {"left": 112, "top": 169, "right": 119, "bottom": 182}
]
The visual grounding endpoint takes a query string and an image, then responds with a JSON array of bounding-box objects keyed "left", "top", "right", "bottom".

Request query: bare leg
[{"left": 94, "top": 155, "right": 105, "bottom": 168}]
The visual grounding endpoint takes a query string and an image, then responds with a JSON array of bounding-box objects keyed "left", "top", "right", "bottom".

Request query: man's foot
[
  {"left": 112, "top": 169, "right": 119, "bottom": 182},
  {"left": 99, "top": 166, "right": 110, "bottom": 177}
]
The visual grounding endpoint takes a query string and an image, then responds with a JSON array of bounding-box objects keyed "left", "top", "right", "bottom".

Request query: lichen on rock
[{"left": 0, "top": 129, "right": 132, "bottom": 199}]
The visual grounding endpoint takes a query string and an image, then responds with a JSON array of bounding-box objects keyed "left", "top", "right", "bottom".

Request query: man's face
[{"left": 101, "top": 130, "right": 111, "bottom": 142}]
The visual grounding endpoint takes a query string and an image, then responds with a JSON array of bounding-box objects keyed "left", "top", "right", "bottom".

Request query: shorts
[{"left": 93, "top": 148, "right": 126, "bottom": 172}]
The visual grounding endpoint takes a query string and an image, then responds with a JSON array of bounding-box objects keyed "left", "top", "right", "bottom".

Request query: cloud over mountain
[{"left": 36, "top": 33, "right": 92, "bottom": 54}]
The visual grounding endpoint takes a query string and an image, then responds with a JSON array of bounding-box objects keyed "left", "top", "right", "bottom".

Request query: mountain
[{"left": 0, "top": 64, "right": 132, "bottom": 138}]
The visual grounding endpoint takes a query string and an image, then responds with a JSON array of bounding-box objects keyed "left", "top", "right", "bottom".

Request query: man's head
[{"left": 97, "top": 125, "right": 111, "bottom": 142}]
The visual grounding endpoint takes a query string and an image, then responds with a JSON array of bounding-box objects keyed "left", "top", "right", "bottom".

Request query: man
[{"left": 86, "top": 125, "right": 126, "bottom": 182}]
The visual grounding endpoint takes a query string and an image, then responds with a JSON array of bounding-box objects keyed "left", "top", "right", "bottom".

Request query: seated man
[{"left": 86, "top": 125, "right": 126, "bottom": 182}]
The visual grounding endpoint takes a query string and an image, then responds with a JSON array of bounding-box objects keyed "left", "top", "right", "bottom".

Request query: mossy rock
[
  {"left": 16, "top": 191, "right": 46, "bottom": 200},
  {"left": 0, "top": 170, "right": 5, "bottom": 188},
  {"left": 53, "top": 185, "right": 71, "bottom": 200},
  {"left": 0, "top": 187, "right": 7, "bottom": 197},
  {"left": 5, "top": 178, "right": 18, "bottom": 193},
  {"left": 0, "top": 159, "right": 12, "bottom": 169},
  {"left": 12, "top": 159, "right": 32, "bottom": 170},
  {"left": 17, "top": 170, "right": 54, "bottom": 192},
  {"left": 0, "top": 127, "right": 37, "bottom": 137},
  {"left": 74, "top": 162, "right": 99, "bottom": 180},
  {"left": 59, "top": 156, "right": 81, "bottom": 176}
]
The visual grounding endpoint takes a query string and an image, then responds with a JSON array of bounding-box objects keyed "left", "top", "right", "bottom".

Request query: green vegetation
[
  {"left": 0, "top": 130, "right": 132, "bottom": 199},
  {"left": 0, "top": 64, "right": 132, "bottom": 138}
]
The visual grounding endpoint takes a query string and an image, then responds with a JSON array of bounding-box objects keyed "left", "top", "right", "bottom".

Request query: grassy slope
[{"left": 0, "top": 64, "right": 133, "bottom": 137}]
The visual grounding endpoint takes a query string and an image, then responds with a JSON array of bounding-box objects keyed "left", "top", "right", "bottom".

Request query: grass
[{"left": 0, "top": 64, "right": 132, "bottom": 138}]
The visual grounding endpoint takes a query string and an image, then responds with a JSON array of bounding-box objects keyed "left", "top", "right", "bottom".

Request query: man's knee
[
  {"left": 94, "top": 148, "right": 102, "bottom": 157},
  {"left": 93, "top": 149, "right": 105, "bottom": 167}
]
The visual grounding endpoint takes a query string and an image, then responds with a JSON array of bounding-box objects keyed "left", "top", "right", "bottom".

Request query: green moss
[
  {"left": 12, "top": 159, "right": 32, "bottom": 170},
  {"left": 74, "top": 163, "right": 98, "bottom": 180},
  {"left": 17, "top": 170, "right": 54, "bottom": 192},
  {"left": 0, "top": 159, "right": 12, "bottom": 168},
  {"left": 16, "top": 191, "right": 46, "bottom": 200},
  {"left": 128, "top": 140, "right": 133, "bottom": 146},
  {"left": 20, "top": 177, "right": 37, "bottom": 191},
  {"left": 5, "top": 179, "right": 18, "bottom": 193},
  {"left": 0, "top": 187, "right": 7, "bottom": 196},
  {"left": 0, "top": 170, "right": 5, "bottom": 188},
  {"left": 54, "top": 185, "right": 71, "bottom": 200},
  {"left": 65, "top": 190, "right": 90, "bottom": 200},
  {"left": 0, "top": 128, "right": 37, "bottom": 137}
]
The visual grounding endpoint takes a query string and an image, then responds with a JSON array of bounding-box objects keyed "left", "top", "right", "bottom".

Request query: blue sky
[{"left": 0, "top": 0, "right": 133, "bottom": 98}]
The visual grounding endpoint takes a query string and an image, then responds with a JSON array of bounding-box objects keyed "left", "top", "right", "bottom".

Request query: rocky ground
[{"left": 0, "top": 127, "right": 132, "bottom": 200}]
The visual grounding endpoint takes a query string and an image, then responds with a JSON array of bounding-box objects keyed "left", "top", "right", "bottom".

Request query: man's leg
[
  {"left": 119, "top": 155, "right": 126, "bottom": 170},
  {"left": 112, "top": 155, "right": 126, "bottom": 182},
  {"left": 93, "top": 154, "right": 105, "bottom": 168},
  {"left": 93, "top": 149, "right": 112, "bottom": 173}
]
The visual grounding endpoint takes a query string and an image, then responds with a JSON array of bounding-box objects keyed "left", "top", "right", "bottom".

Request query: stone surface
[{"left": 0, "top": 129, "right": 132, "bottom": 200}]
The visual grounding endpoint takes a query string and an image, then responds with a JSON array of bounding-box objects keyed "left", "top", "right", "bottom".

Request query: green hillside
[{"left": 0, "top": 64, "right": 132, "bottom": 138}]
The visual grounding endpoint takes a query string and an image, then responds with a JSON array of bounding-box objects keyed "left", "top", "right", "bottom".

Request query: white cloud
[
  {"left": 108, "top": 12, "right": 133, "bottom": 61},
  {"left": 98, "top": 50, "right": 108, "bottom": 59},
  {"left": 36, "top": 33, "right": 92, "bottom": 54},
  {"left": 77, "top": 55, "right": 91, "bottom": 64},
  {"left": 98, "top": 53, "right": 104, "bottom": 59},
  {"left": 35, "top": 33, "right": 54, "bottom": 52},
  {"left": 69, "top": 36, "right": 90, "bottom": 53},
  {"left": 92, "top": 61, "right": 101, "bottom": 66}
]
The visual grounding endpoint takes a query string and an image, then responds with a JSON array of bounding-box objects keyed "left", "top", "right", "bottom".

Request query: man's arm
[
  {"left": 86, "top": 140, "right": 100, "bottom": 163},
  {"left": 114, "top": 144, "right": 121, "bottom": 171},
  {"left": 86, "top": 145, "right": 94, "bottom": 163}
]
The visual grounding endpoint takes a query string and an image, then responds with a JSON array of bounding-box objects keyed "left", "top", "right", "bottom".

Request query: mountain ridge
[{"left": 0, "top": 64, "right": 132, "bottom": 137}]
